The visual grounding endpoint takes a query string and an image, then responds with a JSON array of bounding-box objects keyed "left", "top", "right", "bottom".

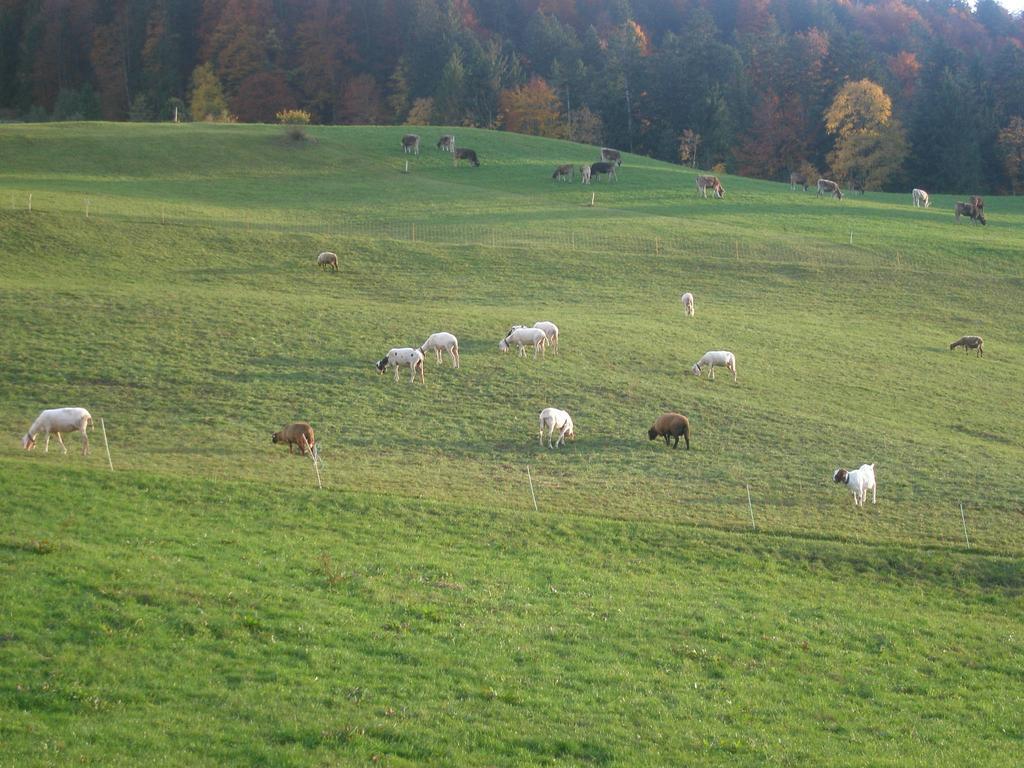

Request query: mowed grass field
[{"left": 1, "top": 123, "right": 1022, "bottom": 765}]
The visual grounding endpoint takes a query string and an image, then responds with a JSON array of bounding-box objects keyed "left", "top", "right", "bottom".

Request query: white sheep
[
  {"left": 375, "top": 348, "right": 425, "bottom": 383},
  {"left": 833, "top": 464, "right": 877, "bottom": 506},
  {"left": 533, "top": 321, "right": 559, "bottom": 353},
  {"left": 691, "top": 350, "right": 737, "bottom": 382},
  {"left": 499, "top": 327, "right": 547, "bottom": 358},
  {"left": 21, "top": 407, "right": 93, "bottom": 455},
  {"left": 681, "top": 292, "right": 695, "bottom": 317},
  {"left": 317, "top": 251, "right": 339, "bottom": 271},
  {"left": 539, "top": 407, "right": 575, "bottom": 448},
  {"left": 419, "top": 332, "right": 460, "bottom": 368}
]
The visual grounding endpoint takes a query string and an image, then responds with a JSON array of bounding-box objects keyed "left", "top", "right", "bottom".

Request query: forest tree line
[{"left": 3, "top": 0, "right": 1024, "bottom": 193}]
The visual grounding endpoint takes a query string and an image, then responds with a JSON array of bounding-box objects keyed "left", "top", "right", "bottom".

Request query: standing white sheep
[
  {"left": 533, "top": 321, "right": 559, "bottom": 353},
  {"left": 419, "top": 332, "right": 460, "bottom": 368},
  {"left": 499, "top": 327, "right": 548, "bottom": 358},
  {"left": 691, "top": 351, "right": 737, "bottom": 382},
  {"left": 21, "top": 407, "right": 93, "bottom": 455},
  {"left": 681, "top": 292, "right": 695, "bottom": 317},
  {"left": 539, "top": 408, "right": 575, "bottom": 448}
]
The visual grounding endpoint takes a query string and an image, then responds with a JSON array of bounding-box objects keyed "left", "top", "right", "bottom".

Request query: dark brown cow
[
  {"left": 454, "top": 147, "right": 480, "bottom": 167},
  {"left": 552, "top": 164, "right": 574, "bottom": 182},
  {"left": 401, "top": 133, "right": 420, "bottom": 155},
  {"left": 955, "top": 202, "right": 986, "bottom": 225},
  {"left": 590, "top": 161, "right": 617, "bottom": 181},
  {"left": 789, "top": 172, "right": 808, "bottom": 191}
]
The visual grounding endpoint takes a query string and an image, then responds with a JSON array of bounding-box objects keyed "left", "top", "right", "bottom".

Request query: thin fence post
[
  {"left": 85, "top": 198, "right": 90, "bottom": 218},
  {"left": 527, "top": 465, "right": 539, "bottom": 513},
  {"left": 28, "top": 193, "right": 32, "bottom": 212},
  {"left": 746, "top": 483, "right": 756, "bottom": 530},
  {"left": 959, "top": 502, "right": 970, "bottom": 548},
  {"left": 302, "top": 435, "right": 322, "bottom": 490},
  {"left": 850, "top": 229, "right": 853, "bottom": 246},
  {"left": 100, "top": 418, "right": 114, "bottom": 471}
]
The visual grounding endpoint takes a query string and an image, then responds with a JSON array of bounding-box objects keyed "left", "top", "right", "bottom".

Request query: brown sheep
[
  {"left": 272, "top": 422, "right": 315, "bottom": 455},
  {"left": 648, "top": 412, "right": 690, "bottom": 450},
  {"left": 949, "top": 335, "right": 984, "bottom": 356}
]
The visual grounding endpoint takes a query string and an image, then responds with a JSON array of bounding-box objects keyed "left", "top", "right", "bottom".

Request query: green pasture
[{"left": 1, "top": 123, "right": 1022, "bottom": 765}]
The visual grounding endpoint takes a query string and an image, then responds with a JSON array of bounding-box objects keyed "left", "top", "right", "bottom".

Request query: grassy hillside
[{"left": 1, "top": 123, "right": 1022, "bottom": 765}]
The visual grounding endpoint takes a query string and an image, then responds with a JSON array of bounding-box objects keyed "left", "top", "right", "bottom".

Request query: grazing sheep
[
  {"left": 833, "top": 463, "right": 877, "bottom": 507},
  {"left": 499, "top": 327, "right": 547, "bottom": 358},
  {"left": 912, "top": 188, "right": 930, "bottom": 208},
  {"left": 552, "top": 164, "right": 575, "bottom": 182},
  {"left": 955, "top": 202, "right": 986, "bottom": 225},
  {"left": 533, "top": 321, "right": 559, "bottom": 353},
  {"left": 790, "top": 172, "right": 809, "bottom": 191},
  {"left": 600, "top": 147, "right": 623, "bottom": 166},
  {"left": 691, "top": 350, "right": 737, "bottom": 382},
  {"left": 696, "top": 175, "right": 724, "bottom": 198},
  {"left": 401, "top": 133, "right": 420, "bottom": 155},
  {"left": 681, "top": 292, "right": 695, "bottom": 317},
  {"left": 21, "top": 407, "right": 92, "bottom": 455},
  {"left": 648, "top": 412, "right": 690, "bottom": 450},
  {"left": 436, "top": 134, "right": 455, "bottom": 152},
  {"left": 376, "top": 347, "right": 425, "bottom": 383},
  {"left": 454, "top": 147, "right": 480, "bottom": 167},
  {"left": 816, "top": 178, "right": 843, "bottom": 199},
  {"left": 949, "top": 335, "right": 984, "bottom": 356},
  {"left": 580, "top": 164, "right": 592, "bottom": 184},
  {"left": 272, "top": 422, "right": 315, "bottom": 456},
  {"left": 419, "top": 331, "right": 460, "bottom": 368},
  {"left": 316, "top": 251, "right": 338, "bottom": 271},
  {"left": 539, "top": 407, "right": 575, "bottom": 448}
]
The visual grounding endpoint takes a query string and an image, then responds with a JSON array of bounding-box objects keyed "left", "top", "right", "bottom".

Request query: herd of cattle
[
  {"left": 405, "top": 132, "right": 990, "bottom": 222},
  {"left": 14, "top": 133, "right": 993, "bottom": 513}
]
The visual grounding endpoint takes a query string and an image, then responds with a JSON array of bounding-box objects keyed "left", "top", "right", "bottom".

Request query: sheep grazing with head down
[
  {"left": 691, "top": 350, "right": 737, "bottom": 382},
  {"left": 376, "top": 348, "right": 425, "bottom": 383},
  {"left": 949, "top": 335, "right": 983, "bottom": 356},
  {"left": 22, "top": 407, "right": 93, "bottom": 455},
  {"left": 648, "top": 412, "right": 690, "bottom": 450},
  {"left": 539, "top": 407, "right": 575, "bottom": 448},
  {"left": 419, "top": 332, "right": 460, "bottom": 368},
  {"left": 681, "top": 292, "right": 695, "bottom": 317},
  {"left": 317, "top": 251, "right": 338, "bottom": 271},
  {"left": 272, "top": 422, "right": 315, "bottom": 456},
  {"left": 499, "top": 327, "right": 547, "bottom": 358}
]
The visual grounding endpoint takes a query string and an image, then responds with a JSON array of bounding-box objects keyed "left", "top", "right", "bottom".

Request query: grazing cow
[
  {"left": 600, "top": 147, "right": 622, "bottom": 166},
  {"left": 696, "top": 175, "right": 724, "bottom": 199},
  {"left": 21, "top": 407, "right": 92, "bottom": 455},
  {"left": 590, "top": 161, "right": 617, "bottom": 182},
  {"left": 401, "top": 133, "right": 420, "bottom": 155},
  {"left": 816, "top": 179, "right": 843, "bottom": 200},
  {"left": 580, "top": 164, "right": 592, "bottom": 184},
  {"left": 849, "top": 179, "right": 865, "bottom": 195},
  {"left": 790, "top": 172, "right": 809, "bottom": 191},
  {"left": 552, "top": 164, "right": 575, "bottom": 182},
  {"left": 955, "top": 202, "right": 986, "bottom": 225},
  {"left": 912, "top": 188, "right": 930, "bottom": 208},
  {"left": 454, "top": 147, "right": 480, "bottom": 167},
  {"left": 949, "top": 335, "right": 984, "bottom": 356},
  {"left": 436, "top": 134, "right": 455, "bottom": 152}
]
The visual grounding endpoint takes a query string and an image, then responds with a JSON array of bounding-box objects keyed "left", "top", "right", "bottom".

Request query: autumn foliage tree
[
  {"left": 998, "top": 117, "right": 1024, "bottom": 194},
  {"left": 825, "top": 79, "right": 907, "bottom": 189},
  {"left": 499, "top": 77, "right": 563, "bottom": 138},
  {"left": 189, "top": 63, "right": 232, "bottom": 122}
]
